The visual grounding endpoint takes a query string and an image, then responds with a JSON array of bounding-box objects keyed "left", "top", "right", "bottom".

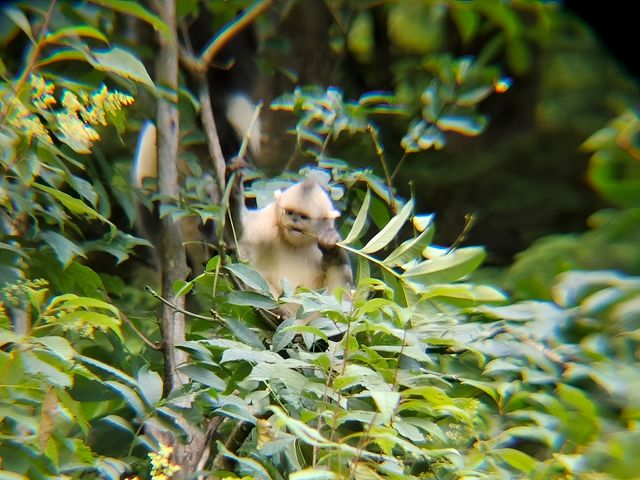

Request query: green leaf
[
  {"left": 99, "top": 415, "right": 136, "bottom": 436},
  {"left": 104, "top": 380, "right": 146, "bottom": 416},
  {"left": 45, "top": 25, "right": 108, "bottom": 44},
  {"left": 88, "top": 0, "right": 170, "bottom": 40},
  {"left": 402, "top": 246, "right": 486, "bottom": 284},
  {"left": 61, "top": 311, "right": 122, "bottom": 339},
  {"left": 341, "top": 188, "right": 371, "bottom": 245},
  {"left": 137, "top": 366, "right": 163, "bottom": 406},
  {"left": 361, "top": 198, "right": 414, "bottom": 254},
  {"left": 0, "top": 470, "right": 28, "bottom": 480},
  {"left": 215, "top": 403, "right": 257, "bottom": 424},
  {"left": 436, "top": 115, "right": 487, "bottom": 136},
  {"left": 456, "top": 86, "right": 494, "bottom": 107},
  {"left": 225, "top": 263, "right": 272, "bottom": 296},
  {"left": 384, "top": 215, "right": 434, "bottom": 267},
  {"left": 4, "top": 6, "right": 34, "bottom": 43},
  {"left": 179, "top": 365, "right": 226, "bottom": 390},
  {"left": 21, "top": 351, "right": 72, "bottom": 388},
  {"left": 227, "top": 290, "right": 279, "bottom": 309},
  {"left": 85, "top": 46, "right": 154, "bottom": 88},
  {"left": 492, "top": 448, "right": 537, "bottom": 474},
  {"left": 34, "top": 336, "right": 75, "bottom": 362},
  {"left": 77, "top": 354, "right": 138, "bottom": 387},
  {"left": 36, "top": 48, "right": 86, "bottom": 67},
  {"left": 52, "top": 294, "right": 120, "bottom": 316},
  {"left": 221, "top": 315, "right": 266, "bottom": 350},
  {"left": 451, "top": 5, "right": 480, "bottom": 43},
  {"left": 33, "top": 183, "right": 116, "bottom": 235},
  {"left": 290, "top": 470, "right": 336, "bottom": 480},
  {"left": 370, "top": 391, "right": 400, "bottom": 424},
  {"left": 40, "top": 231, "right": 86, "bottom": 267},
  {"left": 418, "top": 283, "right": 507, "bottom": 303},
  {"left": 172, "top": 279, "right": 193, "bottom": 296}
]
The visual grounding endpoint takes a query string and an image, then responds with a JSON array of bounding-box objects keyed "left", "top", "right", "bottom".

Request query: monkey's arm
[{"left": 317, "top": 228, "right": 353, "bottom": 292}]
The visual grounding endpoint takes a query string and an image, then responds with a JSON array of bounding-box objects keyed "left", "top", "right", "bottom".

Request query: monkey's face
[
  {"left": 278, "top": 207, "right": 333, "bottom": 246},
  {"left": 275, "top": 181, "right": 340, "bottom": 247}
]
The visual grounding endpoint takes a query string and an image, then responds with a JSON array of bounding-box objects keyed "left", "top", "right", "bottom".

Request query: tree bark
[
  {"left": 156, "top": 0, "right": 188, "bottom": 395},
  {"left": 154, "top": 1, "right": 207, "bottom": 477}
]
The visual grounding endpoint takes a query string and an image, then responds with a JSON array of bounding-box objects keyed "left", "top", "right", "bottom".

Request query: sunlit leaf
[
  {"left": 4, "top": 6, "right": 34, "bottom": 43},
  {"left": 341, "top": 188, "right": 371, "bottom": 244},
  {"left": 85, "top": 46, "right": 154, "bottom": 87},
  {"left": 290, "top": 470, "right": 336, "bottom": 480},
  {"left": 492, "top": 448, "right": 537, "bottom": 474},
  {"left": 45, "top": 25, "right": 108, "bottom": 45},
  {"left": 436, "top": 115, "right": 487, "bottom": 136},
  {"left": 361, "top": 198, "right": 414, "bottom": 254},
  {"left": 456, "top": 86, "right": 494, "bottom": 106},
  {"left": 403, "top": 246, "right": 486, "bottom": 284}
]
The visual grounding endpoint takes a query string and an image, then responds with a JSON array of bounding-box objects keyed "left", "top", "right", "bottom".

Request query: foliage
[
  {"left": 506, "top": 109, "right": 640, "bottom": 299},
  {"left": 1, "top": 1, "right": 640, "bottom": 480}
]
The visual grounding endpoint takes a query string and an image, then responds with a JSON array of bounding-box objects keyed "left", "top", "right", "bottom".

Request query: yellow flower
[
  {"left": 149, "top": 443, "right": 181, "bottom": 480},
  {"left": 30, "top": 74, "right": 56, "bottom": 110}
]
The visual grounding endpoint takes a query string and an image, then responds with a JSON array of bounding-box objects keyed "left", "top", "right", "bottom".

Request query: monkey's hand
[
  {"left": 226, "top": 156, "right": 250, "bottom": 175},
  {"left": 317, "top": 228, "right": 341, "bottom": 252},
  {"left": 318, "top": 228, "right": 353, "bottom": 283}
]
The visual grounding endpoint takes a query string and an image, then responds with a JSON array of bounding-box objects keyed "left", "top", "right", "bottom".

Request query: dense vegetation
[{"left": 1, "top": 1, "right": 639, "bottom": 479}]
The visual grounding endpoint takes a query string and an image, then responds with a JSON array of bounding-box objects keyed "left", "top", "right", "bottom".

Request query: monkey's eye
[{"left": 298, "top": 213, "right": 310, "bottom": 221}]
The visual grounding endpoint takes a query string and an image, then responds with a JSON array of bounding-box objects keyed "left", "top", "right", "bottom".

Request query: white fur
[
  {"left": 133, "top": 121, "right": 157, "bottom": 190},
  {"left": 226, "top": 93, "right": 262, "bottom": 157},
  {"left": 238, "top": 204, "right": 325, "bottom": 298}
]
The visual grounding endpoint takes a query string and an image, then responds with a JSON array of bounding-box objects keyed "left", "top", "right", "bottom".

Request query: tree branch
[{"left": 200, "top": 0, "right": 273, "bottom": 70}]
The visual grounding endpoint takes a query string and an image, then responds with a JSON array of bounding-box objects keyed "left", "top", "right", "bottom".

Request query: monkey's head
[{"left": 275, "top": 179, "right": 340, "bottom": 247}]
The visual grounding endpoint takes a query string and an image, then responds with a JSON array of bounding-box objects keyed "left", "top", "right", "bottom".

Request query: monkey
[
  {"left": 133, "top": 124, "right": 352, "bottom": 307},
  {"left": 227, "top": 167, "right": 353, "bottom": 306}
]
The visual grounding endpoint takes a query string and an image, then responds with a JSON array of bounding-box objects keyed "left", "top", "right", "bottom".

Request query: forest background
[{"left": 1, "top": 1, "right": 640, "bottom": 479}]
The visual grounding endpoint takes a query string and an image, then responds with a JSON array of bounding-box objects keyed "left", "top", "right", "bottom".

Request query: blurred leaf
[
  {"left": 492, "top": 448, "right": 537, "bottom": 474},
  {"left": 88, "top": 0, "right": 170, "bottom": 40},
  {"left": 341, "top": 188, "right": 371, "bottom": 244},
  {"left": 361, "top": 198, "right": 414, "bottom": 254},
  {"left": 40, "top": 231, "right": 86, "bottom": 267},
  {"left": 85, "top": 46, "right": 155, "bottom": 88},
  {"left": 403, "top": 246, "right": 486, "bottom": 284},
  {"left": 44, "top": 25, "right": 108, "bottom": 45}
]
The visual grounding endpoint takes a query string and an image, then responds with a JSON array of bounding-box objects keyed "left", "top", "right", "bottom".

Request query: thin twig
[
  {"left": 145, "top": 286, "right": 220, "bottom": 322},
  {"left": 121, "top": 311, "right": 162, "bottom": 350}
]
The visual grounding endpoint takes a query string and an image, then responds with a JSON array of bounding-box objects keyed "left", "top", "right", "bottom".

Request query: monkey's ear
[{"left": 327, "top": 209, "right": 340, "bottom": 219}]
